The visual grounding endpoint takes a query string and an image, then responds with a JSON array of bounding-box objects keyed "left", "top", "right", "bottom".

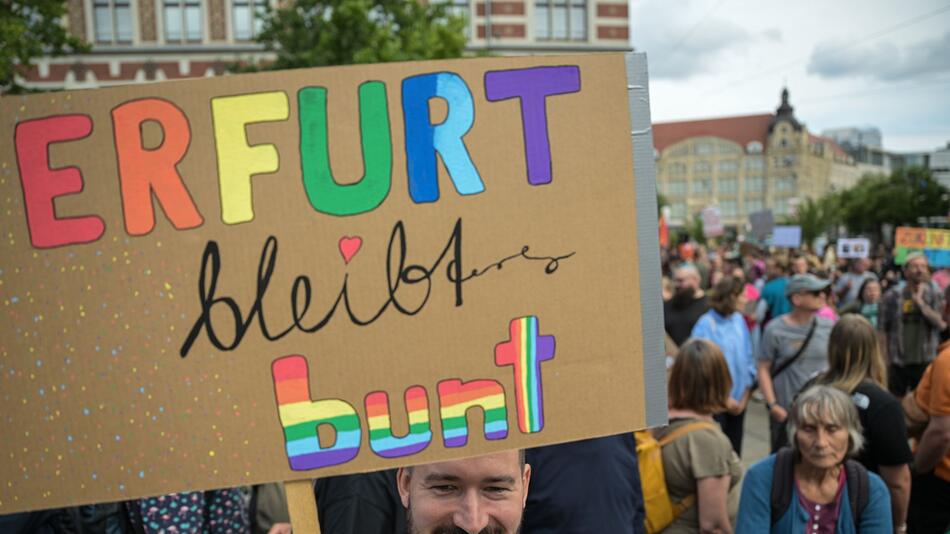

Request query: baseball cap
[{"left": 785, "top": 274, "right": 831, "bottom": 296}]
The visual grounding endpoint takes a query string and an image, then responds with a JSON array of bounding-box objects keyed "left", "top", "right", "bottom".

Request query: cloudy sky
[{"left": 630, "top": 0, "right": 950, "bottom": 152}]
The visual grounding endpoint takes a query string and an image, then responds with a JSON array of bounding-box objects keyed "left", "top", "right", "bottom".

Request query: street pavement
[{"left": 740, "top": 397, "right": 771, "bottom": 469}]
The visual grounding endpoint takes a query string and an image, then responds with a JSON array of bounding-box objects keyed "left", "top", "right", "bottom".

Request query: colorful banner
[
  {"left": 895, "top": 226, "right": 950, "bottom": 266},
  {"left": 0, "top": 54, "right": 653, "bottom": 512}
]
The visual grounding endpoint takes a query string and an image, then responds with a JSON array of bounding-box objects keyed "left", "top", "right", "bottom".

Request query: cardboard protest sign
[
  {"left": 895, "top": 226, "right": 950, "bottom": 267},
  {"left": 837, "top": 238, "right": 870, "bottom": 259},
  {"left": 0, "top": 53, "right": 657, "bottom": 513},
  {"left": 771, "top": 225, "right": 802, "bottom": 248},
  {"left": 748, "top": 209, "right": 774, "bottom": 240},
  {"left": 702, "top": 205, "right": 724, "bottom": 238}
]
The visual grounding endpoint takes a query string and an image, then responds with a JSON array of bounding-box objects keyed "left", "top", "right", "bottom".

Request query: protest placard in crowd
[
  {"left": 0, "top": 53, "right": 661, "bottom": 512},
  {"left": 837, "top": 237, "right": 870, "bottom": 259},
  {"left": 771, "top": 225, "right": 802, "bottom": 248},
  {"left": 895, "top": 226, "right": 950, "bottom": 266}
]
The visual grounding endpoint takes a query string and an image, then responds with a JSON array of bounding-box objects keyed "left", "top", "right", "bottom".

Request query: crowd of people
[
  {"left": 3, "top": 241, "right": 950, "bottom": 534},
  {"left": 662, "top": 241, "right": 950, "bottom": 534}
]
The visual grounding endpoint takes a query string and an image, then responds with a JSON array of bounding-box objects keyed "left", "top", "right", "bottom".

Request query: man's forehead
[{"left": 412, "top": 452, "right": 522, "bottom": 480}]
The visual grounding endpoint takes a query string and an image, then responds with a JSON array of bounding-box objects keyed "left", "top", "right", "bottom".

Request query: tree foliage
[
  {"left": 249, "top": 0, "right": 467, "bottom": 70},
  {"left": 685, "top": 213, "right": 706, "bottom": 246},
  {"left": 1, "top": 0, "right": 88, "bottom": 93},
  {"left": 835, "top": 166, "right": 948, "bottom": 238},
  {"left": 779, "top": 167, "right": 948, "bottom": 245},
  {"left": 781, "top": 195, "right": 838, "bottom": 249}
]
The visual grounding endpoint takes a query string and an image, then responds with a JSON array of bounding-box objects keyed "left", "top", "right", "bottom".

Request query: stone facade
[
  {"left": 654, "top": 89, "right": 858, "bottom": 228},
  {"left": 139, "top": 0, "right": 157, "bottom": 42}
]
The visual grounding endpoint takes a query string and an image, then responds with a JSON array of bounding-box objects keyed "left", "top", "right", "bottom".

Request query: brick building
[{"left": 18, "top": 0, "right": 631, "bottom": 90}]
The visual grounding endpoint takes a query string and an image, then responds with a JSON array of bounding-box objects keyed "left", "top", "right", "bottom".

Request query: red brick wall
[
  {"left": 597, "top": 26, "right": 628, "bottom": 40},
  {"left": 476, "top": 1, "right": 525, "bottom": 16},
  {"left": 596, "top": 3, "right": 628, "bottom": 18},
  {"left": 477, "top": 24, "right": 526, "bottom": 38}
]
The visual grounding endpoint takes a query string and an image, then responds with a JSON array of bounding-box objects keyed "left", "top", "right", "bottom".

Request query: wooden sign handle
[{"left": 285, "top": 479, "right": 321, "bottom": 533}]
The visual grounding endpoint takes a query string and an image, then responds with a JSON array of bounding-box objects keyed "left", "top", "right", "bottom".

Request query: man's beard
[
  {"left": 406, "top": 499, "right": 519, "bottom": 534},
  {"left": 669, "top": 286, "right": 697, "bottom": 309}
]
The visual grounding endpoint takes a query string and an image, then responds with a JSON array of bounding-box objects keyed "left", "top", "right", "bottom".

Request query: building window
[
  {"left": 776, "top": 177, "right": 795, "bottom": 193},
  {"left": 695, "top": 142, "right": 714, "bottom": 155},
  {"left": 667, "top": 180, "right": 687, "bottom": 195},
  {"left": 669, "top": 162, "right": 687, "bottom": 176},
  {"left": 745, "top": 157, "right": 764, "bottom": 171},
  {"left": 744, "top": 198, "right": 763, "bottom": 214},
  {"left": 720, "top": 200, "right": 737, "bottom": 217},
  {"left": 719, "top": 142, "right": 741, "bottom": 155},
  {"left": 745, "top": 176, "right": 764, "bottom": 192},
  {"left": 93, "top": 0, "right": 133, "bottom": 43},
  {"left": 746, "top": 141, "right": 763, "bottom": 154},
  {"left": 164, "top": 0, "right": 203, "bottom": 42},
  {"left": 694, "top": 160, "right": 712, "bottom": 173},
  {"left": 718, "top": 160, "right": 738, "bottom": 174},
  {"left": 535, "top": 0, "right": 587, "bottom": 41},
  {"left": 232, "top": 0, "right": 267, "bottom": 41},
  {"left": 693, "top": 178, "right": 712, "bottom": 195},
  {"left": 718, "top": 177, "right": 737, "bottom": 194}
]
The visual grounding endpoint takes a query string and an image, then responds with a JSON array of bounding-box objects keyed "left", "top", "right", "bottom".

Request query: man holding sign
[
  {"left": 397, "top": 451, "right": 531, "bottom": 534},
  {"left": 0, "top": 51, "right": 662, "bottom": 529}
]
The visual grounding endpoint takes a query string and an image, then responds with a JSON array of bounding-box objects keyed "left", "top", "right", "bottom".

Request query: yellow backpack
[{"left": 636, "top": 421, "right": 717, "bottom": 534}]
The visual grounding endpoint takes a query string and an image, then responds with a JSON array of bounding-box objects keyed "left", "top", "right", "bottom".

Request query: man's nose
[{"left": 454, "top": 491, "right": 490, "bottom": 533}]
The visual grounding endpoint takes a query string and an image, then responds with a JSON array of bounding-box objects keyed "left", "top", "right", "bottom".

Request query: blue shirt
[
  {"left": 736, "top": 454, "right": 892, "bottom": 534},
  {"left": 691, "top": 310, "right": 755, "bottom": 401},
  {"left": 762, "top": 277, "right": 792, "bottom": 321}
]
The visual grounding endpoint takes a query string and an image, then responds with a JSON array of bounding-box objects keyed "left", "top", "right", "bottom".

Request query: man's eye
[
  {"left": 431, "top": 485, "right": 457, "bottom": 494},
  {"left": 484, "top": 487, "right": 512, "bottom": 496}
]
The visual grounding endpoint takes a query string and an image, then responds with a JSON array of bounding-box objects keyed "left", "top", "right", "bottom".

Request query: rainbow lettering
[
  {"left": 271, "top": 355, "right": 361, "bottom": 470},
  {"left": 494, "top": 316, "right": 556, "bottom": 433},
  {"left": 402, "top": 72, "right": 484, "bottom": 203},
  {"left": 365, "top": 386, "right": 432, "bottom": 458},
  {"left": 437, "top": 379, "right": 508, "bottom": 448}
]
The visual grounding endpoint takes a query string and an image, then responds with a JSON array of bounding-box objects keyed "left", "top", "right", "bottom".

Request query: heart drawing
[{"left": 338, "top": 236, "right": 362, "bottom": 264}]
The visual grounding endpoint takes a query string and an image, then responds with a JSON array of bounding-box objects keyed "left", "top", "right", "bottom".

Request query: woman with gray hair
[{"left": 736, "top": 385, "right": 892, "bottom": 533}]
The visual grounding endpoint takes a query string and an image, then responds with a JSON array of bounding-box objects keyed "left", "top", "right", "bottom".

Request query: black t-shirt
[
  {"left": 314, "top": 469, "right": 406, "bottom": 534},
  {"left": 663, "top": 295, "right": 709, "bottom": 346},
  {"left": 852, "top": 381, "right": 913, "bottom": 473},
  {"left": 523, "top": 433, "right": 645, "bottom": 534}
]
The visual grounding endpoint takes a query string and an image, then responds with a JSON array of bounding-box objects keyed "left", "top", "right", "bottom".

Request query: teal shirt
[{"left": 736, "top": 454, "right": 892, "bottom": 534}]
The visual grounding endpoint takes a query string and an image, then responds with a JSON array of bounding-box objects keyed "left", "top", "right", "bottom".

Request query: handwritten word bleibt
[{"left": 180, "top": 219, "right": 574, "bottom": 358}]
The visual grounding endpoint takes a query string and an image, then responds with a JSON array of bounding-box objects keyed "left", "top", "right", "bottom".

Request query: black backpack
[{"left": 770, "top": 447, "right": 870, "bottom": 527}]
